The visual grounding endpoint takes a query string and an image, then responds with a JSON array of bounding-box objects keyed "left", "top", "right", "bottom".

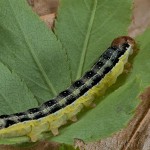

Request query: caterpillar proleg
[{"left": 0, "top": 36, "right": 136, "bottom": 142}]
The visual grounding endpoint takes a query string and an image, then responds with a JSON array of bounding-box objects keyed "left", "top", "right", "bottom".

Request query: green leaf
[
  {"left": 0, "top": 0, "right": 71, "bottom": 104},
  {"left": 0, "top": 136, "right": 30, "bottom": 145},
  {"left": 0, "top": 62, "right": 38, "bottom": 115},
  {"left": 129, "top": 30, "right": 150, "bottom": 88},
  {"left": 55, "top": 0, "right": 132, "bottom": 81}
]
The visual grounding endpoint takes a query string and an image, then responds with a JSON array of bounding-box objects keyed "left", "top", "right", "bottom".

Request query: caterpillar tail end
[{"left": 111, "top": 36, "right": 136, "bottom": 54}]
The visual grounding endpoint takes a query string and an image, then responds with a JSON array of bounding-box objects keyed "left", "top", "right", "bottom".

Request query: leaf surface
[
  {"left": 0, "top": 0, "right": 71, "bottom": 104},
  {"left": 55, "top": 0, "right": 132, "bottom": 81},
  {"left": 0, "top": 63, "right": 38, "bottom": 115},
  {"left": 129, "top": 30, "right": 150, "bottom": 88}
]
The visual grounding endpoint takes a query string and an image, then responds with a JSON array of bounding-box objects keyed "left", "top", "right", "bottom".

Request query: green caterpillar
[{"left": 0, "top": 36, "right": 136, "bottom": 142}]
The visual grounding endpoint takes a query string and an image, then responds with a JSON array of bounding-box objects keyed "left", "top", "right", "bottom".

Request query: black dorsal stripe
[
  {"left": 91, "top": 74, "right": 104, "bottom": 86},
  {"left": 31, "top": 111, "right": 46, "bottom": 119},
  {"left": 42, "top": 99, "right": 57, "bottom": 107},
  {"left": 19, "top": 116, "right": 30, "bottom": 122},
  {"left": 79, "top": 86, "right": 89, "bottom": 96},
  {"left": 0, "top": 115, "right": 9, "bottom": 119},
  {"left": 65, "top": 95, "right": 76, "bottom": 105},
  {"left": 49, "top": 104, "right": 62, "bottom": 114}
]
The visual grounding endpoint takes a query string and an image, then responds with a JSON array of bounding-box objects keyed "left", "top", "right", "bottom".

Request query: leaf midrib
[
  {"left": 8, "top": 0, "right": 57, "bottom": 96},
  {"left": 76, "top": 0, "right": 97, "bottom": 79}
]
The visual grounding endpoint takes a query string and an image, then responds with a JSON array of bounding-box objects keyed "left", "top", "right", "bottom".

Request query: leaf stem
[{"left": 76, "top": 0, "right": 97, "bottom": 79}]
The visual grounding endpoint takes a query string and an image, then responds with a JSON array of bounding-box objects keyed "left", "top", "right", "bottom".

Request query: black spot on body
[
  {"left": 116, "top": 47, "right": 126, "bottom": 58},
  {"left": 31, "top": 111, "right": 45, "bottom": 119},
  {"left": 103, "top": 54, "right": 110, "bottom": 60},
  {"left": 0, "top": 115, "right": 9, "bottom": 119},
  {"left": 79, "top": 86, "right": 89, "bottom": 96},
  {"left": 103, "top": 66, "right": 111, "bottom": 74},
  {"left": 97, "top": 61, "right": 104, "bottom": 66},
  {"left": 5, "top": 119, "right": 17, "bottom": 128},
  {"left": 28, "top": 108, "right": 39, "bottom": 114},
  {"left": 18, "top": 116, "right": 30, "bottom": 122},
  {"left": 13, "top": 112, "right": 26, "bottom": 119},
  {"left": 91, "top": 74, "right": 103, "bottom": 86},
  {"left": 43, "top": 99, "right": 57, "bottom": 107},
  {"left": 84, "top": 70, "right": 95, "bottom": 79},
  {"left": 111, "top": 58, "right": 119, "bottom": 65},
  {"left": 66, "top": 94, "right": 76, "bottom": 105},
  {"left": 94, "top": 61, "right": 104, "bottom": 70},
  {"left": 73, "top": 80, "right": 84, "bottom": 88},
  {"left": 103, "top": 48, "right": 115, "bottom": 59},
  {"left": 59, "top": 89, "right": 71, "bottom": 97},
  {"left": 50, "top": 104, "right": 62, "bottom": 113}
]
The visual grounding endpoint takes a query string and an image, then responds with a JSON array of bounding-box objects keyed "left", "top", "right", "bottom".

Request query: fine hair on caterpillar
[{"left": 0, "top": 36, "right": 136, "bottom": 142}]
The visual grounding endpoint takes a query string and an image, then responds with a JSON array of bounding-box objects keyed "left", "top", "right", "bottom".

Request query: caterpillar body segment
[{"left": 0, "top": 36, "right": 136, "bottom": 142}]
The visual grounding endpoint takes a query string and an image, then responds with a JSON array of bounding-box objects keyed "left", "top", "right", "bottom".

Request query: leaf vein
[
  {"left": 92, "top": 2, "right": 121, "bottom": 34},
  {"left": 76, "top": 0, "right": 97, "bottom": 79},
  {"left": 8, "top": 0, "right": 57, "bottom": 96}
]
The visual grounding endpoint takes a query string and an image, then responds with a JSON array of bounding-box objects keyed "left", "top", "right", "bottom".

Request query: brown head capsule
[{"left": 111, "top": 36, "right": 136, "bottom": 53}]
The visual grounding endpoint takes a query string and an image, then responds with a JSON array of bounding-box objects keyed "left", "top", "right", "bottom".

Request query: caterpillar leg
[
  {"left": 51, "top": 128, "right": 59, "bottom": 136},
  {"left": 27, "top": 124, "right": 38, "bottom": 142},
  {"left": 65, "top": 103, "right": 83, "bottom": 120},
  {"left": 27, "top": 120, "right": 49, "bottom": 142},
  {"left": 123, "top": 62, "right": 132, "bottom": 73},
  {"left": 27, "top": 130, "right": 38, "bottom": 142},
  {"left": 70, "top": 115, "right": 78, "bottom": 122},
  {"left": 49, "top": 114, "right": 67, "bottom": 136},
  {"left": 78, "top": 94, "right": 95, "bottom": 107},
  {"left": 90, "top": 103, "right": 96, "bottom": 108}
]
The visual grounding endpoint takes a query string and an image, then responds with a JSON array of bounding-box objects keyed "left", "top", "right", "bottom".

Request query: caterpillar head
[
  {"left": 111, "top": 36, "right": 136, "bottom": 55},
  {"left": 0, "top": 119, "right": 6, "bottom": 129}
]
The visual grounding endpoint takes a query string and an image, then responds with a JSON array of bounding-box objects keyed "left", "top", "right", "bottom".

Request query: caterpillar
[{"left": 0, "top": 36, "right": 135, "bottom": 142}]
